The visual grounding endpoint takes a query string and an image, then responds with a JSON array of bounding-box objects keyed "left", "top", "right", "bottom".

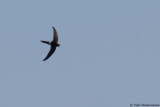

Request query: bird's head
[{"left": 56, "top": 43, "right": 60, "bottom": 47}]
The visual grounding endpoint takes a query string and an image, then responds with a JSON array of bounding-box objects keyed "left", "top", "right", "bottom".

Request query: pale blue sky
[{"left": 0, "top": 0, "right": 160, "bottom": 107}]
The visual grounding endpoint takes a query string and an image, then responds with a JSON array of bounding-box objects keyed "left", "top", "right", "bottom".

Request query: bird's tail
[{"left": 41, "top": 40, "right": 50, "bottom": 45}]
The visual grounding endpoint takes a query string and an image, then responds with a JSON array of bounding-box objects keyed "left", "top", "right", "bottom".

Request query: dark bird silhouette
[{"left": 41, "top": 26, "right": 60, "bottom": 61}]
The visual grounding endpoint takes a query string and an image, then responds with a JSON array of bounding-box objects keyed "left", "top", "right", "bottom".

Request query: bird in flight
[{"left": 41, "top": 26, "right": 60, "bottom": 61}]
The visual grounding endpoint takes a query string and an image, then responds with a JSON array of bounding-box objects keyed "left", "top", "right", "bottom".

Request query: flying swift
[{"left": 41, "top": 26, "right": 60, "bottom": 61}]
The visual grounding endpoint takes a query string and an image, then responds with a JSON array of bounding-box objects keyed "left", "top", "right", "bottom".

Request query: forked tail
[{"left": 41, "top": 40, "right": 50, "bottom": 45}]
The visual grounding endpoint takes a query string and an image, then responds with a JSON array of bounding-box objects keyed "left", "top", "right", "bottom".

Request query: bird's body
[{"left": 41, "top": 26, "right": 60, "bottom": 61}]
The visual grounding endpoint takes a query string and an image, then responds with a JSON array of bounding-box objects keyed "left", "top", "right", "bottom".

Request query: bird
[{"left": 41, "top": 26, "right": 60, "bottom": 61}]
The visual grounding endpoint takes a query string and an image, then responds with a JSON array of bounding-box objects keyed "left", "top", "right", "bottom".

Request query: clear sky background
[{"left": 0, "top": 0, "right": 160, "bottom": 107}]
